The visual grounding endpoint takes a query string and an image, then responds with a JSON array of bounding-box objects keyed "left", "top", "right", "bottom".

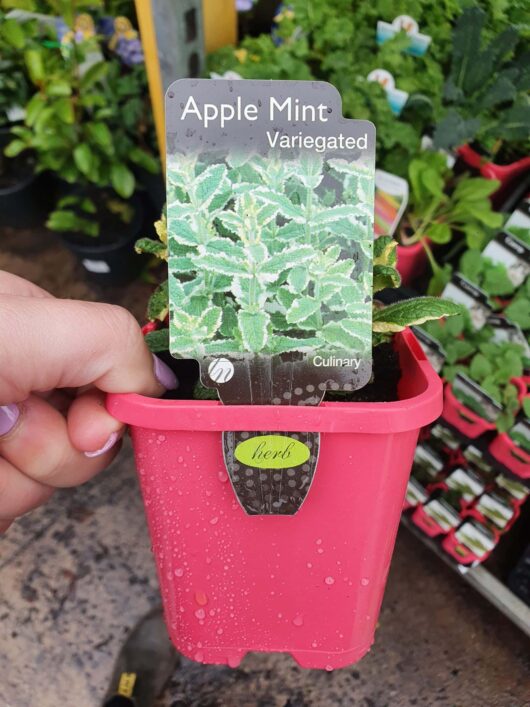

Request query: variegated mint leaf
[
  {"left": 287, "top": 266, "right": 309, "bottom": 294},
  {"left": 191, "top": 164, "right": 228, "bottom": 210},
  {"left": 372, "top": 298, "right": 464, "bottom": 333},
  {"left": 238, "top": 310, "right": 270, "bottom": 353},
  {"left": 197, "top": 306, "right": 223, "bottom": 339},
  {"left": 286, "top": 296, "right": 321, "bottom": 324}
]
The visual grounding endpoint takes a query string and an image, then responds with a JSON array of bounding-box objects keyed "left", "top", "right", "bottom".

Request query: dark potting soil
[{"left": 157, "top": 342, "right": 401, "bottom": 404}]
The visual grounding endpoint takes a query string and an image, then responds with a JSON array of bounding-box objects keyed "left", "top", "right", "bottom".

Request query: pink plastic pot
[
  {"left": 396, "top": 241, "right": 427, "bottom": 286},
  {"left": 441, "top": 383, "right": 497, "bottom": 439},
  {"left": 441, "top": 528, "right": 497, "bottom": 565},
  {"left": 458, "top": 145, "right": 530, "bottom": 204},
  {"left": 106, "top": 330, "right": 441, "bottom": 670},
  {"left": 489, "top": 434, "right": 530, "bottom": 479}
]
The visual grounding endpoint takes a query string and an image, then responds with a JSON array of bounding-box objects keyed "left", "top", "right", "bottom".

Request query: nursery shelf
[{"left": 401, "top": 516, "right": 530, "bottom": 638}]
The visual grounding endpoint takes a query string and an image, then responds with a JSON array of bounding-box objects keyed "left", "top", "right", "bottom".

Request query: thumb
[{"left": 0, "top": 295, "right": 176, "bottom": 404}]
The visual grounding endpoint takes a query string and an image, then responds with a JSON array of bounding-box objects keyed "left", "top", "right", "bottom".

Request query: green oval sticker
[{"left": 235, "top": 434, "right": 310, "bottom": 470}]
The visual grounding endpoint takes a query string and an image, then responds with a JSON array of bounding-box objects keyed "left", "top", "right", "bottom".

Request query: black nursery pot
[
  {"left": 0, "top": 127, "right": 51, "bottom": 229},
  {"left": 61, "top": 192, "right": 146, "bottom": 286}
]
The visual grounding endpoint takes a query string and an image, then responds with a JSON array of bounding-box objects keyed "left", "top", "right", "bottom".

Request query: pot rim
[{"left": 107, "top": 329, "right": 443, "bottom": 434}]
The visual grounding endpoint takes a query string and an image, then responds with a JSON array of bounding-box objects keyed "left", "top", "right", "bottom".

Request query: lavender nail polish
[
  {"left": 0, "top": 404, "right": 20, "bottom": 437},
  {"left": 84, "top": 431, "right": 119, "bottom": 458},
  {"left": 153, "top": 354, "right": 178, "bottom": 390}
]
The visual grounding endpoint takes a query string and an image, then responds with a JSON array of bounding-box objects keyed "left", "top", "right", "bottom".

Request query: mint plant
[
  {"left": 163, "top": 151, "right": 374, "bottom": 359},
  {"left": 458, "top": 250, "right": 515, "bottom": 299}
]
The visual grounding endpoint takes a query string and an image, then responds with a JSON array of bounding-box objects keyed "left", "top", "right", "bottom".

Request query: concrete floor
[{"left": 1, "top": 443, "right": 528, "bottom": 707}]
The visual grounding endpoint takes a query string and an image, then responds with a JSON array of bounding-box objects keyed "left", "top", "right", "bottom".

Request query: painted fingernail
[
  {"left": 153, "top": 354, "right": 178, "bottom": 390},
  {"left": 84, "top": 431, "right": 119, "bottom": 458},
  {"left": 0, "top": 404, "right": 20, "bottom": 437}
]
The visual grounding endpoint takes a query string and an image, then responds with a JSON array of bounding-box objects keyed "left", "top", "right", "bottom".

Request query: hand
[{"left": 0, "top": 271, "right": 177, "bottom": 533}]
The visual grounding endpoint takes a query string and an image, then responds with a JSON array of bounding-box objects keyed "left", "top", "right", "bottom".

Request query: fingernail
[
  {"left": 153, "top": 354, "right": 178, "bottom": 390},
  {"left": 0, "top": 404, "right": 20, "bottom": 437},
  {"left": 84, "top": 431, "right": 119, "bottom": 458}
]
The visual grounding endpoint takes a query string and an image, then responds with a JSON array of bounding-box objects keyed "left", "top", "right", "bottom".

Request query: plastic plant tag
[
  {"left": 367, "top": 70, "right": 409, "bottom": 116},
  {"left": 454, "top": 521, "right": 496, "bottom": 560},
  {"left": 452, "top": 373, "right": 503, "bottom": 424},
  {"left": 504, "top": 197, "right": 530, "bottom": 245},
  {"left": 376, "top": 15, "right": 432, "bottom": 56},
  {"left": 445, "top": 467, "right": 485, "bottom": 502},
  {"left": 482, "top": 232, "right": 530, "bottom": 288},
  {"left": 411, "top": 325, "right": 446, "bottom": 373},
  {"left": 374, "top": 170, "right": 408, "bottom": 237},
  {"left": 441, "top": 274, "right": 492, "bottom": 330},
  {"left": 166, "top": 79, "right": 375, "bottom": 515}
]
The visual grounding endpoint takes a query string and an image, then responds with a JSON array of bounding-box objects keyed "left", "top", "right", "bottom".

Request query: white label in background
[
  {"left": 482, "top": 234, "right": 530, "bottom": 288},
  {"left": 463, "top": 445, "right": 494, "bottom": 474},
  {"left": 476, "top": 494, "right": 513, "bottom": 529},
  {"left": 82, "top": 259, "right": 111, "bottom": 274},
  {"left": 430, "top": 422, "right": 459, "bottom": 450},
  {"left": 446, "top": 467, "right": 485, "bottom": 502},
  {"left": 496, "top": 475, "right": 529, "bottom": 502},
  {"left": 455, "top": 521, "right": 496, "bottom": 558},
  {"left": 414, "top": 444, "right": 444, "bottom": 473},
  {"left": 423, "top": 499, "right": 461, "bottom": 531},
  {"left": 406, "top": 478, "right": 428, "bottom": 507}
]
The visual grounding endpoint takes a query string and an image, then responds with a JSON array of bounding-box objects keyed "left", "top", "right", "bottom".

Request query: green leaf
[
  {"left": 111, "top": 164, "right": 135, "bottom": 199},
  {"left": 135, "top": 238, "right": 167, "bottom": 259},
  {"left": 86, "top": 122, "right": 113, "bottom": 154},
  {"left": 427, "top": 223, "right": 452, "bottom": 244},
  {"left": 144, "top": 329, "right": 169, "bottom": 353},
  {"left": 80, "top": 61, "right": 108, "bottom": 90},
  {"left": 1, "top": 19, "right": 25, "bottom": 49},
  {"left": 320, "top": 321, "right": 368, "bottom": 350},
  {"left": 286, "top": 296, "right": 320, "bottom": 324},
  {"left": 373, "top": 298, "right": 464, "bottom": 333},
  {"left": 24, "top": 48, "right": 44, "bottom": 83},
  {"left": 54, "top": 98, "right": 75, "bottom": 124},
  {"left": 25, "top": 93, "right": 46, "bottom": 126},
  {"left": 193, "top": 164, "right": 228, "bottom": 209},
  {"left": 237, "top": 310, "right": 269, "bottom": 353},
  {"left": 73, "top": 144, "right": 93, "bottom": 176},
  {"left": 505, "top": 300, "right": 530, "bottom": 330},
  {"left": 147, "top": 281, "right": 169, "bottom": 321},
  {"left": 373, "top": 264, "right": 400, "bottom": 292},
  {"left": 287, "top": 266, "right": 309, "bottom": 294},
  {"left": 374, "top": 236, "right": 397, "bottom": 267},
  {"left": 469, "top": 353, "right": 492, "bottom": 381},
  {"left": 4, "top": 140, "right": 26, "bottom": 157},
  {"left": 453, "top": 178, "right": 500, "bottom": 202}
]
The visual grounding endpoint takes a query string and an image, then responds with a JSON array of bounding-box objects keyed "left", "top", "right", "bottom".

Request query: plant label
[
  {"left": 482, "top": 232, "right": 530, "bottom": 288},
  {"left": 165, "top": 79, "right": 375, "bottom": 514},
  {"left": 442, "top": 273, "right": 492, "bottom": 330},
  {"left": 452, "top": 372, "right": 503, "bottom": 424},
  {"left": 445, "top": 467, "right": 485, "bottom": 502},
  {"left": 376, "top": 15, "right": 432, "bottom": 56},
  {"left": 367, "top": 69, "right": 409, "bottom": 115},
  {"left": 454, "top": 521, "right": 496, "bottom": 561},
  {"left": 374, "top": 169, "right": 409, "bottom": 237},
  {"left": 411, "top": 325, "right": 446, "bottom": 373}
]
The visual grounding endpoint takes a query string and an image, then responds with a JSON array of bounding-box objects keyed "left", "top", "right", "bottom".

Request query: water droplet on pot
[
  {"left": 218, "top": 471, "right": 228, "bottom": 483},
  {"left": 292, "top": 615, "right": 304, "bottom": 627},
  {"left": 174, "top": 567, "right": 184, "bottom": 578},
  {"left": 194, "top": 650, "right": 204, "bottom": 662},
  {"left": 195, "top": 590, "right": 208, "bottom": 606},
  {"left": 325, "top": 665, "right": 333, "bottom": 672},
  {"left": 217, "top": 627, "right": 224, "bottom": 635},
  {"left": 210, "top": 516, "right": 219, "bottom": 525},
  {"left": 325, "top": 576, "right": 335, "bottom": 585},
  {"left": 307, "top": 562, "right": 313, "bottom": 568},
  {"left": 194, "top": 608, "right": 206, "bottom": 620},
  {"left": 361, "top": 577, "right": 370, "bottom": 586},
  {"left": 227, "top": 655, "right": 239, "bottom": 668}
]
